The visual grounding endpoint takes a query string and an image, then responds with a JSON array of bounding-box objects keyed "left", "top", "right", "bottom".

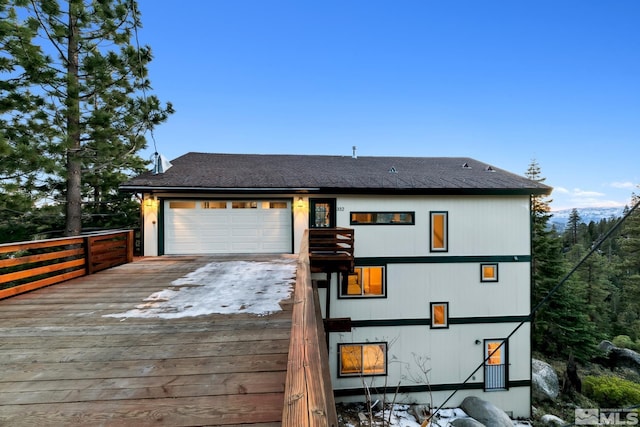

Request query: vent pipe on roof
[
  {"left": 152, "top": 152, "right": 173, "bottom": 174},
  {"left": 352, "top": 146, "right": 357, "bottom": 159}
]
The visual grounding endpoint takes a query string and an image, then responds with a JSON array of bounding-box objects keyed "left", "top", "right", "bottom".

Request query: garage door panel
[
  {"left": 231, "top": 216, "right": 259, "bottom": 225},
  {"left": 164, "top": 199, "right": 291, "bottom": 254},
  {"left": 231, "top": 228, "right": 259, "bottom": 237}
]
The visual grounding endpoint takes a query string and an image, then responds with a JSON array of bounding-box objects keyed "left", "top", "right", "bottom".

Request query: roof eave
[{"left": 119, "top": 185, "right": 551, "bottom": 196}]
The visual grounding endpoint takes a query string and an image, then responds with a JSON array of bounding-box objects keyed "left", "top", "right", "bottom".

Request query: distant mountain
[{"left": 550, "top": 207, "right": 626, "bottom": 231}]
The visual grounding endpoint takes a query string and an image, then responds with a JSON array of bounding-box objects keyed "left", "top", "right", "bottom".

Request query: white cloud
[
  {"left": 571, "top": 189, "right": 605, "bottom": 198},
  {"left": 551, "top": 187, "right": 631, "bottom": 210},
  {"left": 554, "top": 186, "right": 570, "bottom": 194},
  {"left": 610, "top": 181, "right": 635, "bottom": 189}
]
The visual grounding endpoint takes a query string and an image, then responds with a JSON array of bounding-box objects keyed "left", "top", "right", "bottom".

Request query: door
[
  {"left": 484, "top": 339, "right": 507, "bottom": 390},
  {"left": 164, "top": 199, "right": 292, "bottom": 254},
  {"left": 309, "top": 198, "right": 336, "bottom": 228}
]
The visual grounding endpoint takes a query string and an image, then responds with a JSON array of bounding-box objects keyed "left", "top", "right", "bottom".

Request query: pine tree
[
  {"left": 0, "top": 2, "right": 56, "bottom": 241},
  {"left": 1, "top": 0, "right": 173, "bottom": 236},
  {"left": 564, "top": 208, "right": 581, "bottom": 246},
  {"left": 613, "top": 194, "right": 640, "bottom": 340},
  {"left": 527, "top": 160, "right": 598, "bottom": 362}
]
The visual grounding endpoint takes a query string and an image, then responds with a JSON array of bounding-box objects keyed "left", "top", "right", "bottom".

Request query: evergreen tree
[
  {"left": 565, "top": 244, "right": 612, "bottom": 341},
  {"left": 0, "top": 1, "right": 57, "bottom": 241},
  {"left": 565, "top": 208, "right": 581, "bottom": 246},
  {"left": 1, "top": 0, "right": 173, "bottom": 237},
  {"left": 527, "top": 160, "right": 598, "bottom": 362},
  {"left": 613, "top": 194, "right": 640, "bottom": 339}
]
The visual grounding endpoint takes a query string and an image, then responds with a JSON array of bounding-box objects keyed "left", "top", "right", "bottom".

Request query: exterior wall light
[{"left": 297, "top": 197, "right": 304, "bottom": 208}]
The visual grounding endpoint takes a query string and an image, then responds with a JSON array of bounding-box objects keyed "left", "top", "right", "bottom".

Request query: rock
[
  {"left": 540, "top": 414, "right": 566, "bottom": 426},
  {"left": 598, "top": 340, "right": 640, "bottom": 374},
  {"left": 599, "top": 340, "right": 616, "bottom": 353},
  {"left": 450, "top": 418, "right": 486, "bottom": 427},
  {"left": 459, "top": 396, "right": 513, "bottom": 427},
  {"left": 532, "top": 358, "right": 560, "bottom": 401}
]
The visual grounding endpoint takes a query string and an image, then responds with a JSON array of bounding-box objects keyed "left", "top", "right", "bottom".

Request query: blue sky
[{"left": 136, "top": 0, "right": 639, "bottom": 211}]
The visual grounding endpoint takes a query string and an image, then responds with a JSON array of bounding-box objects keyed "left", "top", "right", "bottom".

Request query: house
[{"left": 120, "top": 152, "right": 551, "bottom": 418}]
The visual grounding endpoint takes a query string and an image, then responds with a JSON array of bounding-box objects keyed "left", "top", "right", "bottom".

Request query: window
[
  {"left": 310, "top": 199, "right": 335, "bottom": 228},
  {"left": 350, "top": 212, "right": 415, "bottom": 225},
  {"left": 262, "top": 201, "right": 288, "bottom": 209},
  {"left": 481, "top": 264, "right": 498, "bottom": 282},
  {"left": 169, "top": 201, "right": 196, "bottom": 209},
  {"left": 338, "top": 343, "right": 387, "bottom": 377},
  {"left": 340, "top": 266, "right": 385, "bottom": 297},
  {"left": 232, "top": 201, "right": 257, "bottom": 209},
  {"left": 430, "top": 302, "right": 449, "bottom": 328},
  {"left": 201, "top": 201, "right": 227, "bottom": 209},
  {"left": 484, "top": 339, "right": 507, "bottom": 390},
  {"left": 430, "top": 211, "right": 448, "bottom": 252}
]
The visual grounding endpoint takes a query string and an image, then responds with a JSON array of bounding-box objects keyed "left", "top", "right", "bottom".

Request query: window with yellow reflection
[
  {"left": 338, "top": 343, "right": 387, "bottom": 377},
  {"left": 340, "top": 266, "right": 385, "bottom": 298},
  {"left": 486, "top": 341, "right": 503, "bottom": 365},
  {"left": 430, "top": 302, "right": 449, "bottom": 329},
  {"left": 481, "top": 264, "right": 498, "bottom": 282},
  {"left": 430, "top": 211, "right": 448, "bottom": 252},
  {"left": 350, "top": 211, "right": 415, "bottom": 225}
]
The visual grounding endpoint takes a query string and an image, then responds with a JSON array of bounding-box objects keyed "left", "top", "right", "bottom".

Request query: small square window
[
  {"left": 430, "top": 302, "right": 449, "bottom": 329},
  {"left": 481, "top": 264, "right": 498, "bottom": 282}
]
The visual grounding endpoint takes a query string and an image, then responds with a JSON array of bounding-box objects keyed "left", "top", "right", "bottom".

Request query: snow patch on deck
[{"left": 103, "top": 259, "right": 296, "bottom": 319}]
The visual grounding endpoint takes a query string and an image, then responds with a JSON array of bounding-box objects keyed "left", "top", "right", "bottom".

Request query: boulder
[
  {"left": 599, "top": 340, "right": 616, "bottom": 353},
  {"left": 540, "top": 414, "right": 566, "bottom": 426},
  {"left": 450, "top": 418, "right": 486, "bottom": 427},
  {"left": 459, "top": 396, "right": 513, "bottom": 427},
  {"left": 598, "top": 340, "right": 640, "bottom": 373},
  {"left": 532, "top": 358, "right": 560, "bottom": 401}
]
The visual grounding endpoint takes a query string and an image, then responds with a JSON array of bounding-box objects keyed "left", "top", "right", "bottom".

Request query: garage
[{"left": 163, "top": 199, "right": 292, "bottom": 254}]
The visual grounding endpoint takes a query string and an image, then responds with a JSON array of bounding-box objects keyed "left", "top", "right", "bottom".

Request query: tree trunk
[{"left": 65, "top": 2, "right": 82, "bottom": 236}]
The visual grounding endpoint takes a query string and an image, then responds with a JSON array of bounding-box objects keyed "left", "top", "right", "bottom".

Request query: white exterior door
[{"left": 164, "top": 200, "right": 292, "bottom": 254}]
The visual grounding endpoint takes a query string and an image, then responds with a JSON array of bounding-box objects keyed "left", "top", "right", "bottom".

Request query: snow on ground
[
  {"left": 103, "top": 259, "right": 296, "bottom": 319},
  {"left": 339, "top": 404, "right": 533, "bottom": 427}
]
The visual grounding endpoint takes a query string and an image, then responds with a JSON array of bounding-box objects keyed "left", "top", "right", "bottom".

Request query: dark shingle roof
[{"left": 120, "top": 152, "right": 552, "bottom": 195}]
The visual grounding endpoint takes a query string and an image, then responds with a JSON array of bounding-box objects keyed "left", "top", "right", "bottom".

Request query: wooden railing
[
  {"left": 282, "top": 230, "right": 338, "bottom": 427},
  {"left": 308, "top": 227, "right": 354, "bottom": 273},
  {"left": 0, "top": 230, "right": 134, "bottom": 300}
]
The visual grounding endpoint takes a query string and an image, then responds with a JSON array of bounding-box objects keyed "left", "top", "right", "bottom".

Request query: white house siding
[
  {"left": 333, "top": 195, "right": 531, "bottom": 257},
  {"left": 321, "top": 193, "right": 532, "bottom": 418},
  {"left": 329, "top": 262, "right": 530, "bottom": 319},
  {"left": 329, "top": 323, "right": 531, "bottom": 419}
]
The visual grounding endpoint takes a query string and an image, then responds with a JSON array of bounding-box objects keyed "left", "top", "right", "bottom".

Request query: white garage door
[{"left": 164, "top": 200, "right": 292, "bottom": 254}]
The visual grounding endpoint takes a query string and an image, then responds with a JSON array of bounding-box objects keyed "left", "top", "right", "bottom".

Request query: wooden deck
[{"left": 0, "top": 255, "right": 295, "bottom": 427}]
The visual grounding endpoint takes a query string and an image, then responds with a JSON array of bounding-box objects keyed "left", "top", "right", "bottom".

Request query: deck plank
[{"left": 0, "top": 255, "right": 294, "bottom": 427}]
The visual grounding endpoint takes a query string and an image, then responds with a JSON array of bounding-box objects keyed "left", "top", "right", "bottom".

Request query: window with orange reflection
[
  {"left": 341, "top": 266, "right": 385, "bottom": 297},
  {"left": 430, "top": 212, "right": 448, "bottom": 251},
  {"left": 339, "top": 343, "right": 387, "bottom": 376},
  {"left": 481, "top": 264, "right": 498, "bottom": 282},
  {"left": 430, "top": 302, "right": 449, "bottom": 328},
  {"left": 486, "top": 341, "right": 503, "bottom": 365}
]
